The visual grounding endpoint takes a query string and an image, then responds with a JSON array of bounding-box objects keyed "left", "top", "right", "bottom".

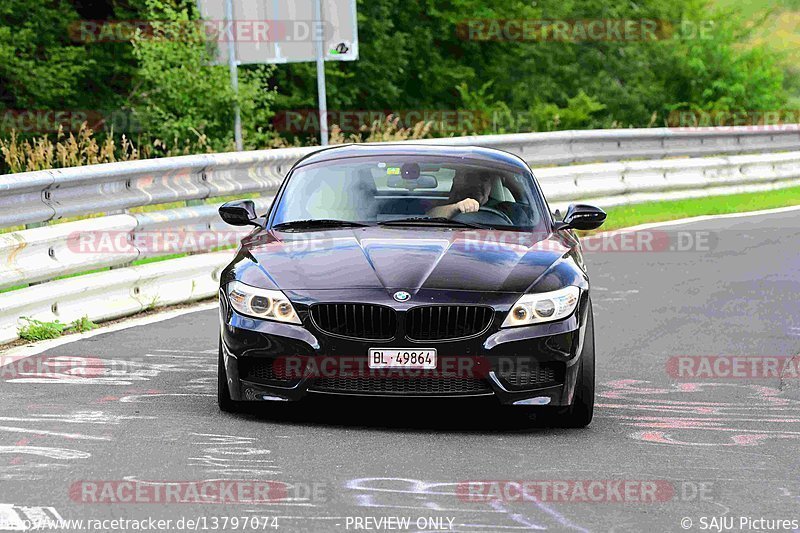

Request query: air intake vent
[
  {"left": 310, "top": 303, "right": 397, "bottom": 340},
  {"left": 239, "top": 358, "right": 293, "bottom": 383},
  {"left": 496, "top": 363, "right": 565, "bottom": 389},
  {"left": 406, "top": 305, "right": 493, "bottom": 341},
  {"left": 309, "top": 375, "right": 491, "bottom": 395}
]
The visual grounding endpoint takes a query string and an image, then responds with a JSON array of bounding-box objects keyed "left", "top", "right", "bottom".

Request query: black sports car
[{"left": 217, "top": 144, "right": 606, "bottom": 426}]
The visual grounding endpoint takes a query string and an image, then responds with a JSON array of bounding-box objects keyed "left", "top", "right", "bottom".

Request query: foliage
[
  {"left": 0, "top": 124, "right": 135, "bottom": 173},
  {"left": 274, "top": 0, "right": 789, "bottom": 137},
  {"left": 0, "top": 123, "right": 215, "bottom": 173},
  {"left": 17, "top": 317, "right": 65, "bottom": 341},
  {"left": 128, "top": 0, "right": 276, "bottom": 152},
  {"left": 0, "top": 0, "right": 137, "bottom": 111},
  {"left": 0, "top": 0, "right": 794, "bottom": 162},
  {"left": 69, "top": 315, "right": 97, "bottom": 334},
  {"left": 330, "top": 116, "right": 435, "bottom": 144}
]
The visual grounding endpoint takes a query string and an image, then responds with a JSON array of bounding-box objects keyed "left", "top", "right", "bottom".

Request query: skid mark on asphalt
[
  {"left": 0, "top": 411, "right": 156, "bottom": 425},
  {"left": 0, "top": 437, "right": 94, "bottom": 480},
  {"left": 118, "top": 392, "right": 214, "bottom": 402},
  {"left": 150, "top": 349, "right": 216, "bottom": 354},
  {"left": 189, "top": 433, "right": 282, "bottom": 478},
  {"left": 598, "top": 379, "right": 800, "bottom": 446},
  {"left": 0, "top": 426, "right": 108, "bottom": 441},
  {"left": 0, "top": 446, "right": 90, "bottom": 460},
  {"left": 177, "top": 433, "right": 330, "bottom": 510},
  {"left": 0, "top": 408, "right": 145, "bottom": 480}
]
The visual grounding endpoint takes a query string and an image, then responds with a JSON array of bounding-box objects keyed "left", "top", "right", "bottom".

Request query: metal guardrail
[
  {"left": 0, "top": 252, "right": 229, "bottom": 343},
  {"left": 535, "top": 151, "right": 800, "bottom": 201},
  {"left": 2, "top": 126, "right": 799, "bottom": 228},
  {"left": 410, "top": 125, "right": 800, "bottom": 166},
  {"left": 2, "top": 125, "right": 800, "bottom": 344},
  {"left": 0, "top": 147, "right": 314, "bottom": 227},
  {"left": 0, "top": 198, "right": 273, "bottom": 290}
]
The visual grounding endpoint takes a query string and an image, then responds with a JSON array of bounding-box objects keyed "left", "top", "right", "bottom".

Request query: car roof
[{"left": 293, "top": 143, "right": 531, "bottom": 172}]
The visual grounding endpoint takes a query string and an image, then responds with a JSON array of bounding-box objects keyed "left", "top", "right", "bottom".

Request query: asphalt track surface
[{"left": 2, "top": 209, "right": 800, "bottom": 533}]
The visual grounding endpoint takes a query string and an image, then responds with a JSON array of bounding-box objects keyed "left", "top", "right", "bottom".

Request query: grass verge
[{"left": 596, "top": 185, "right": 800, "bottom": 232}]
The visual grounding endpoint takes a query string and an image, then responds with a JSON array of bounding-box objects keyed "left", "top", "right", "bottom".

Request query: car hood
[{"left": 241, "top": 227, "right": 573, "bottom": 293}]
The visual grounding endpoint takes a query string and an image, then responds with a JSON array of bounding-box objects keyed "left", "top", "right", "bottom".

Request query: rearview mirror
[
  {"left": 555, "top": 204, "right": 606, "bottom": 231},
  {"left": 387, "top": 174, "right": 438, "bottom": 190},
  {"left": 219, "top": 200, "right": 264, "bottom": 227}
]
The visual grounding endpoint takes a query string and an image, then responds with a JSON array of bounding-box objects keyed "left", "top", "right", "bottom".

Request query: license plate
[{"left": 368, "top": 348, "right": 437, "bottom": 369}]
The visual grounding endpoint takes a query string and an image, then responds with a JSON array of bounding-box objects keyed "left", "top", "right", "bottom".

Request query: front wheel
[
  {"left": 218, "top": 340, "right": 241, "bottom": 413},
  {"left": 557, "top": 299, "right": 595, "bottom": 427}
]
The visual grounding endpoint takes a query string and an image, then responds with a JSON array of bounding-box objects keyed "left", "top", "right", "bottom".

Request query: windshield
[{"left": 270, "top": 156, "right": 549, "bottom": 231}]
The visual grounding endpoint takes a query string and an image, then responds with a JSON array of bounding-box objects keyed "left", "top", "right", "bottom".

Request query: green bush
[
  {"left": 17, "top": 317, "right": 65, "bottom": 341},
  {"left": 0, "top": 0, "right": 793, "bottom": 152},
  {"left": 129, "top": 0, "right": 276, "bottom": 152},
  {"left": 274, "top": 0, "right": 790, "bottom": 137},
  {"left": 69, "top": 315, "right": 97, "bottom": 334}
]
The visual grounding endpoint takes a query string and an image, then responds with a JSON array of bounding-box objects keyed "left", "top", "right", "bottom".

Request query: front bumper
[{"left": 220, "top": 290, "right": 590, "bottom": 407}]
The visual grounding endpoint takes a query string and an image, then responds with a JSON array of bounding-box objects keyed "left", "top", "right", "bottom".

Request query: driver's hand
[{"left": 455, "top": 198, "right": 480, "bottom": 214}]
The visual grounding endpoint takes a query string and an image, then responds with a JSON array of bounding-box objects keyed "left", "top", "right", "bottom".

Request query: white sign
[{"left": 198, "top": 0, "right": 358, "bottom": 65}]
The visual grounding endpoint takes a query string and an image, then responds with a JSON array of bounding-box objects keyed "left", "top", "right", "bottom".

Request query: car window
[{"left": 271, "top": 156, "right": 547, "bottom": 231}]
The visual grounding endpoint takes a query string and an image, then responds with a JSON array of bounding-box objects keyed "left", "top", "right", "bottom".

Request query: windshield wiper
[
  {"left": 272, "top": 219, "right": 370, "bottom": 231},
  {"left": 377, "top": 217, "right": 486, "bottom": 229}
]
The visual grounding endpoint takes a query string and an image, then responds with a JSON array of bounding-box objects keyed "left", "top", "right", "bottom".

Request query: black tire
[
  {"left": 218, "top": 340, "right": 240, "bottom": 413},
  {"left": 557, "top": 299, "right": 595, "bottom": 428}
]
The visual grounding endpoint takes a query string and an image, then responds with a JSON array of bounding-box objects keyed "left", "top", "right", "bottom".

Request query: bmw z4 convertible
[{"left": 217, "top": 144, "right": 606, "bottom": 427}]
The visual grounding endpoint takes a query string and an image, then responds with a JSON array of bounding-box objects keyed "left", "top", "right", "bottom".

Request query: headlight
[
  {"left": 502, "top": 286, "right": 580, "bottom": 327},
  {"left": 226, "top": 281, "right": 301, "bottom": 324}
]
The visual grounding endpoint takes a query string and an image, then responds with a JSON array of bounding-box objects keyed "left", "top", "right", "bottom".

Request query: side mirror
[
  {"left": 219, "top": 200, "right": 263, "bottom": 227},
  {"left": 555, "top": 204, "right": 606, "bottom": 231}
]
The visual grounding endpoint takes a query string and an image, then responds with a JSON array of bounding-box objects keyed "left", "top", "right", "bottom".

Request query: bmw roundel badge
[{"left": 393, "top": 291, "right": 411, "bottom": 302}]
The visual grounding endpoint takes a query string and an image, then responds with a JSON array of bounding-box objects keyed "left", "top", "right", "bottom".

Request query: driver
[{"left": 427, "top": 170, "right": 493, "bottom": 219}]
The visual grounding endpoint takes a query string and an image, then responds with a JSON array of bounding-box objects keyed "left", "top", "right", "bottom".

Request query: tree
[{"left": 129, "top": 0, "right": 275, "bottom": 151}]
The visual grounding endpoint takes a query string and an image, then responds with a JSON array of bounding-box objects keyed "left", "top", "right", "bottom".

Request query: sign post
[
  {"left": 223, "top": 0, "right": 243, "bottom": 150},
  {"left": 313, "top": 0, "right": 329, "bottom": 145}
]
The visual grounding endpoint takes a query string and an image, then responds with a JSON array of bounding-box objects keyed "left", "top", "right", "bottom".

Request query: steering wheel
[{"left": 452, "top": 206, "right": 513, "bottom": 225}]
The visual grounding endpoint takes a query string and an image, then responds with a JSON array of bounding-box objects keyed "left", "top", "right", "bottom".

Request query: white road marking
[
  {"left": 0, "top": 412, "right": 155, "bottom": 424},
  {"left": 118, "top": 393, "right": 214, "bottom": 402},
  {"left": 0, "top": 446, "right": 90, "bottom": 460},
  {"left": 0, "top": 426, "right": 109, "bottom": 441},
  {"left": 151, "top": 349, "right": 216, "bottom": 354}
]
